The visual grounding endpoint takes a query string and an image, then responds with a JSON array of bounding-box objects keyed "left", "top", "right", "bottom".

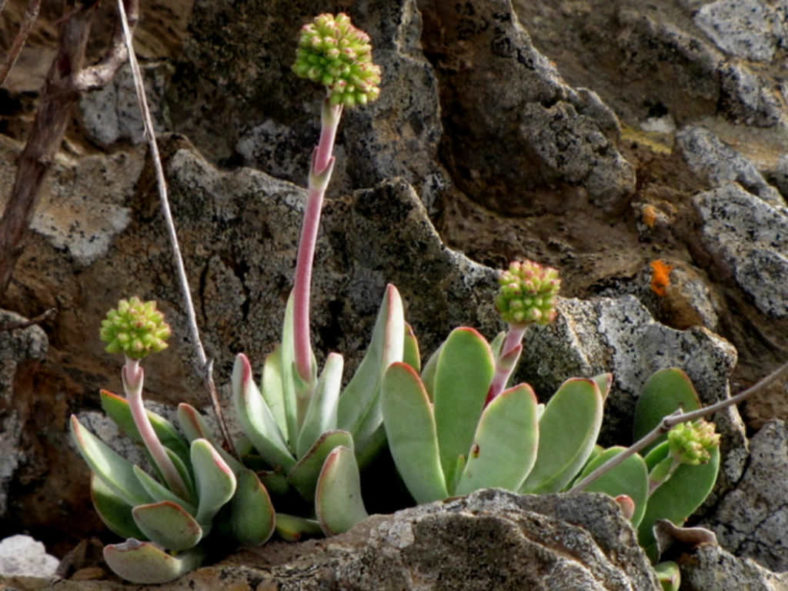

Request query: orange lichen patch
[
  {"left": 650, "top": 260, "right": 673, "bottom": 296},
  {"left": 642, "top": 204, "right": 659, "bottom": 228}
]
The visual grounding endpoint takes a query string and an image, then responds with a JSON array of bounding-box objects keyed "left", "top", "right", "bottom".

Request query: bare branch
[
  {"left": 571, "top": 361, "right": 788, "bottom": 492},
  {"left": 72, "top": 0, "right": 138, "bottom": 91},
  {"left": 115, "top": 0, "right": 237, "bottom": 457},
  {"left": 0, "top": 307, "right": 56, "bottom": 332},
  {"left": 0, "top": 0, "right": 42, "bottom": 87}
]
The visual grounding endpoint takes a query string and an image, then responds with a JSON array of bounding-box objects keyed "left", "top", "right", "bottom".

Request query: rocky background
[{"left": 0, "top": 0, "right": 786, "bottom": 587}]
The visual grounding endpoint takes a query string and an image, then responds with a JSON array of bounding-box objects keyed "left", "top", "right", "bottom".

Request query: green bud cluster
[
  {"left": 496, "top": 260, "right": 561, "bottom": 326},
  {"left": 293, "top": 13, "right": 382, "bottom": 107},
  {"left": 667, "top": 419, "right": 720, "bottom": 466},
  {"left": 100, "top": 297, "right": 171, "bottom": 359}
]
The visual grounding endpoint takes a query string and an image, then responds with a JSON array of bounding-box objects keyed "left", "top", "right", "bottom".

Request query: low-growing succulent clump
[{"left": 70, "top": 11, "right": 726, "bottom": 588}]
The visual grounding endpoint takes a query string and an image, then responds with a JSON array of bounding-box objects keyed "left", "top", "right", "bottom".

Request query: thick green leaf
[
  {"left": 103, "top": 540, "right": 203, "bottom": 584},
  {"left": 420, "top": 341, "right": 443, "bottom": 400},
  {"left": 489, "top": 331, "right": 506, "bottom": 360},
  {"left": 634, "top": 368, "right": 701, "bottom": 453},
  {"left": 591, "top": 373, "right": 613, "bottom": 401},
  {"left": 433, "top": 328, "right": 495, "bottom": 488},
  {"left": 336, "top": 285, "right": 405, "bottom": 446},
  {"left": 70, "top": 415, "right": 151, "bottom": 506},
  {"left": 520, "top": 378, "right": 603, "bottom": 494},
  {"left": 100, "top": 390, "right": 191, "bottom": 467},
  {"left": 230, "top": 468, "right": 275, "bottom": 546},
  {"left": 275, "top": 513, "right": 323, "bottom": 542},
  {"left": 287, "top": 430, "right": 353, "bottom": 502},
  {"left": 454, "top": 384, "right": 539, "bottom": 496},
  {"left": 639, "top": 440, "right": 720, "bottom": 560},
  {"left": 261, "top": 345, "right": 289, "bottom": 441},
  {"left": 575, "top": 446, "right": 649, "bottom": 526},
  {"left": 296, "top": 353, "right": 343, "bottom": 457},
  {"left": 315, "top": 445, "right": 368, "bottom": 535},
  {"left": 132, "top": 501, "right": 203, "bottom": 551},
  {"left": 280, "top": 291, "right": 305, "bottom": 446},
  {"left": 403, "top": 323, "right": 421, "bottom": 372},
  {"left": 133, "top": 465, "right": 196, "bottom": 515},
  {"left": 90, "top": 474, "right": 145, "bottom": 540},
  {"left": 175, "top": 403, "right": 243, "bottom": 475},
  {"left": 382, "top": 362, "right": 448, "bottom": 503},
  {"left": 231, "top": 353, "right": 295, "bottom": 471},
  {"left": 190, "top": 439, "right": 236, "bottom": 526},
  {"left": 258, "top": 470, "right": 290, "bottom": 496}
]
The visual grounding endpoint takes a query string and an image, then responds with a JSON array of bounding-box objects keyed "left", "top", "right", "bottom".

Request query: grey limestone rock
[
  {"left": 419, "top": 0, "right": 635, "bottom": 212},
  {"left": 703, "top": 420, "right": 788, "bottom": 572},
  {"left": 694, "top": 0, "right": 785, "bottom": 62},
  {"left": 679, "top": 543, "right": 788, "bottom": 591},
  {"left": 693, "top": 183, "right": 788, "bottom": 319},
  {"left": 0, "top": 535, "right": 58, "bottom": 578},
  {"left": 0, "top": 311, "right": 48, "bottom": 518},
  {"left": 677, "top": 126, "right": 785, "bottom": 208}
]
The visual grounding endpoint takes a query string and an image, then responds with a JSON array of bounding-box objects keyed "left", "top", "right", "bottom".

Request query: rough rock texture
[
  {"left": 703, "top": 420, "right": 788, "bottom": 572},
  {"left": 516, "top": 295, "right": 748, "bottom": 501},
  {"left": 171, "top": 0, "right": 449, "bottom": 212},
  {"left": 694, "top": 183, "right": 788, "bottom": 320},
  {"left": 0, "top": 535, "right": 59, "bottom": 578},
  {"left": 418, "top": 0, "right": 635, "bottom": 213},
  {"left": 678, "top": 543, "right": 788, "bottom": 591},
  {"left": 0, "top": 312, "right": 48, "bottom": 517},
  {"left": 0, "top": 490, "right": 662, "bottom": 590}
]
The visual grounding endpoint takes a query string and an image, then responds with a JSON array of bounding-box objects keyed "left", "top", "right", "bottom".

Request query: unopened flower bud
[
  {"left": 100, "top": 297, "right": 171, "bottom": 359},
  {"left": 668, "top": 419, "right": 720, "bottom": 466},
  {"left": 293, "top": 13, "right": 382, "bottom": 108},
  {"left": 496, "top": 260, "right": 561, "bottom": 326}
]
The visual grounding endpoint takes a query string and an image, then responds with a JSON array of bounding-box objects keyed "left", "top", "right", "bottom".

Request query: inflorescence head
[
  {"left": 100, "top": 297, "right": 171, "bottom": 360},
  {"left": 667, "top": 419, "right": 720, "bottom": 466},
  {"left": 293, "top": 13, "right": 382, "bottom": 107},
  {"left": 496, "top": 260, "right": 561, "bottom": 326}
]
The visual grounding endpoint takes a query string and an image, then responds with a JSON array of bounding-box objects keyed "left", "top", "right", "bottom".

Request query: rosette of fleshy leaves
[
  {"left": 496, "top": 260, "right": 560, "bottom": 326},
  {"left": 292, "top": 12, "right": 382, "bottom": 107},
  {"left": 72, "top": 300, "right": 275, "bottom": 584},
  {"left": 100, "top": 297, "right": 171, "bottom": 359}
]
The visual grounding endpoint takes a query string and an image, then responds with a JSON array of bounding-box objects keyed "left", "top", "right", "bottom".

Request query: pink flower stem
[
  {"left": 293, "top": 98, "right": 343, "bottom": 383},
  {"left": 123, "top": 357, "right": 191, "bottom": 500},
  {"left": 486, "top": 324, "right": 527, "bottom": 404}
]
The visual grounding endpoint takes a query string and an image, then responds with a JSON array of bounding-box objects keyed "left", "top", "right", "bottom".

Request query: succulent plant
[
  {"left": 71, "top": 300, "right": 275, "bottom": 584},
  {"left": 232, "top": 284, "right": 405, "bottom": 536},
  {"left": 379, "top": 268, "right": 608, "bottom": 503}
]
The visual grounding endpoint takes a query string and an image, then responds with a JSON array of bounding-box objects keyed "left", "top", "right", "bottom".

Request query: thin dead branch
[
  {"left": 0, "top": 0, "right": 138, "bottom": 296},
  {"left": 0, "top": 307, "right": 56, "bottom": 331},
  {"left": 0, "top": 0, "right": 41, "bottom": 87}
]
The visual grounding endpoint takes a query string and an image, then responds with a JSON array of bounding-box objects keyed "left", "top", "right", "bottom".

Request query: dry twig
[
  {"left": 0, "top": 0, "right": 41, "bottom": 87},
  {"left": 115, "top": 0, "right": 237, "bottom": 456},
  {"left": 0, "top": 307, "right": 55, "bottom": 332}
]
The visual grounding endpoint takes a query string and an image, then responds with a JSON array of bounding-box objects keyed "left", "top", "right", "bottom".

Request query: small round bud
[
  {"left": 293, "top": 13, "right": 382, "bottom": 108},
  {"left": 667, "top": 419, "right": 720, "bottom": 466},
  {"left": 496, "top": 260, "right": 561, "bottom": 326},
  {"left": 100, "top": 297, "right": 171, "bottom": 360}
]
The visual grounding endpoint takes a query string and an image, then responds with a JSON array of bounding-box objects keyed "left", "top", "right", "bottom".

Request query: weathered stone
[
  {"left": 693, "top": 183, "right": 788, "bottom": 319},
  {"left": 676, "top": 126, "right": 785, "bottom": 207},
  {"left": 694, "top": 0, "right": 783, "bottom": 62},
  {"left": 172, "top": 0, "right": 448, "bottom": 211},
  {"left": 516, "top": 295, "right": 747, "bottom": 500},
  {"left": 678, "top": 543, "right": 788, "bottom": 591},
  {"left": 0, "top": 535, "right": 59, "bottom": 578},
  {"left": 78, "top": 61, "right": 172, "bottom": 148},
  {"left": 0, "top": 490, "right": 661, "bottom": 590},
  {"left": 703, "top": 420, "right": 788, "bottom": 572},
  {"left": 0, "top": 311, "right": 48, "bottom": 517},
  {"left": 418, "top": 0, "right": 635, "bottom": 212}
]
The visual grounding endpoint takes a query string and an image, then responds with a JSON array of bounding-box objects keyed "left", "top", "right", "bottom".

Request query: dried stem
[
  {"left": 0, "top": 0, "right": 135, "bottom": 296},
  {"left": 0, "top": 0, "right": 42, "bottom": 87},
  {"left": 115, "top": 0, "right": 236, "bottom": 457},
  {"left": 0, "top": 307, "right": 55, "bottom": 332},
  {"left": 572, "top": 361, "right": 788, "bottom": 492}
]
